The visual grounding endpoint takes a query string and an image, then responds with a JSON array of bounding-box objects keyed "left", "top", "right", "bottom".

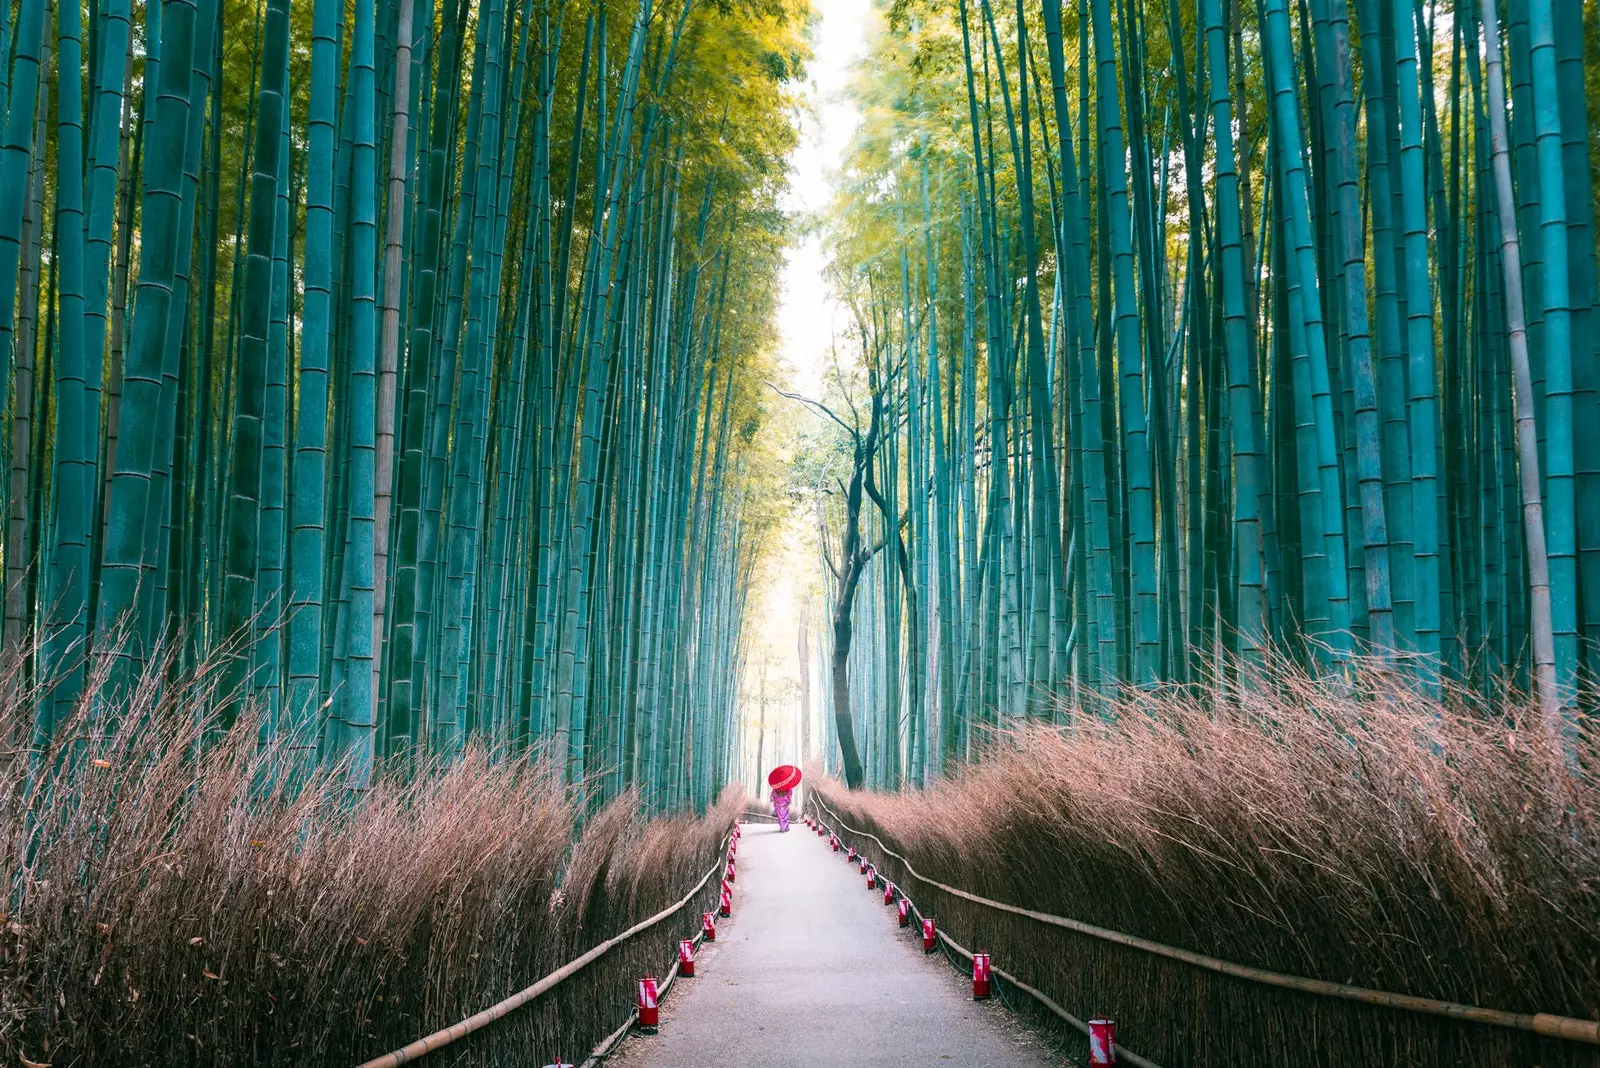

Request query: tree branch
[{"left": 766, "top": 381, "right": 857, "bottom": 439}]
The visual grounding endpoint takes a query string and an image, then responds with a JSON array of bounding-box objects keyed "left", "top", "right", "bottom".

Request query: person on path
[
  {"left": 766, "top": 764, "right": 801, "bottom": 831},
  {"left": 770, "top": 786, "right": 793, "bottom": 831}
]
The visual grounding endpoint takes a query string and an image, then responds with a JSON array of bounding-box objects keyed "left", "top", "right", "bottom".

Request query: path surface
[{"left": 611, "top": 818, "right": 1055, "bottom": 1067}]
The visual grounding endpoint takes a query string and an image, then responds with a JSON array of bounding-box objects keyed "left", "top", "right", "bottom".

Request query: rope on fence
[
  {"left": 811, "top": 793, "right": 1600, "bottom": 1047},
  {"left": 354, "top": 830, "right": 732, "bottom": 1068}
]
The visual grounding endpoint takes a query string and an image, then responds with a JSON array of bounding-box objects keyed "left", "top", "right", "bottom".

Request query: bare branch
[
  {"left": 831, "top": 340, "right": 863, "bottom": 430},
  {"left": 814, "top": 494, "right": 841, "bottom": 582},
  {"left": 766, "top": 381, "right": 856, "bottom": 437}
]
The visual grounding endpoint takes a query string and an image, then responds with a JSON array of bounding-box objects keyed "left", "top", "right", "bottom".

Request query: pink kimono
[{"left": 770, "top": 787, "right": 793, "bottom": 831}]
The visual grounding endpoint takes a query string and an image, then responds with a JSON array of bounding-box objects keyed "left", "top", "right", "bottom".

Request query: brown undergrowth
[
  {"left": 812, "top": 661, "right": 1600, "bottom": 1068},
  {"left": 0, "top": 650, "right": 739, "bottom": 1067}
]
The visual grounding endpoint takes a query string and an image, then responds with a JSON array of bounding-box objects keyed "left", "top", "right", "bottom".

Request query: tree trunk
[
  {"left": 797, "top": 611, "right": 811, "bottom": 765},
  {"left": 754, "top": 659, "right": 767, "bottom": 788},
  {"left": 97, "top": 42, "right": 136, "bottom": 549},
  {"left": 5, "top": 9, "right": 51, "bottom": 651},
  {"left": 373, "top": 0, "right": 414, "bottom": 724},
  {"left": 1478, "top": 0, "right": 1560, "bottom": 732},
  {"left": 814, "top": 386, "right": 886, "bottom": 791},
  {"left": 830, "top": 604, "right": 865, "bottom": 789}
]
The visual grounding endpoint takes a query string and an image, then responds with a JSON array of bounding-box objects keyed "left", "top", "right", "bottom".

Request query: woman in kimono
[{"left": 766, "top": 765, "right": 801, "bottom": 831}]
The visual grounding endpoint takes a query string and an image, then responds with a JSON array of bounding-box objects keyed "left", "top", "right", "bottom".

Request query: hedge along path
[
  {"left": 810, "top": 794, "right": 1600, "bottom": 1046},
  {"left": 354, "top": 829, "right": 735, "bottom": 1067}
]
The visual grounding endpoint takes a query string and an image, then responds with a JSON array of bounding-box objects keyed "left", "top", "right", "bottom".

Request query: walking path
[{"left": 610, "top": 817, "right": 1055, "bottom": 1067}]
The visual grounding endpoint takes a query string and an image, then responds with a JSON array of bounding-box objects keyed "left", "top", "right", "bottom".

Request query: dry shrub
[
  {"left": 814, "top": 658, "right": 1600, "bottom": 1067},
  {"left": 0, "top": 649, "right": 740, "bottom": 1067}
]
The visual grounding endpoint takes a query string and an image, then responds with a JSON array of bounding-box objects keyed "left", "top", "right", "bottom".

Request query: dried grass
[
  {"left": 815, "top": 658, "right": 1600, "bottom": 1067},
  {"left": 0, "top": 649, "right": 739, "bottom": 1067}
]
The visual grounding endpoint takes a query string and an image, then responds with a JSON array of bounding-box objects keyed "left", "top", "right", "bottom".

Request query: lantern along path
[{"left": 609, "top": 818, "right": 1055, "bottom": 1067}]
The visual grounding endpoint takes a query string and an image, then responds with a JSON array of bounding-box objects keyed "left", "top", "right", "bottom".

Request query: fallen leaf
[
  {"left": 188, "top": 937, "right": 203, "bottom": 946},
  {"left": 203, "top": 970, "right": 220, "bottom": 981},
  {"left": 90, "top": 759, "right": 110, "bottom": 769},
  {"left": 19, "top": 1054, "right": 51, "bottom": 1067}
]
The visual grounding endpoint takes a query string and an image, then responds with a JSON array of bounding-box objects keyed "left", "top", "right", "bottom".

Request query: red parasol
[{"left": 766, "top": 764, "right": 802, "bottom": 791}]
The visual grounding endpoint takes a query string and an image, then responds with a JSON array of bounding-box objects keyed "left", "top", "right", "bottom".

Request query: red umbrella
[{"left": 766, "top": 764, "right": 802, "bottom": 791}]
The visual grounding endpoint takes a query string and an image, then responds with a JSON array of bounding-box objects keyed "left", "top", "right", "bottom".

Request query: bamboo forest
[
  {"left": 2, "top": 0, "right": 1599, "bottom": 1064},
  {"left": 0, "top": 0, "right": 802, "bottom": 804},
  {"left": 806, "top": 0, "right": 1600, "bottom": 789}
]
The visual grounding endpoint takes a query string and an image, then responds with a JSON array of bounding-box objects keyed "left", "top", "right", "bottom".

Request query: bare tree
[{"left": 773, "top": 348, "right": 905, "bottom": 790}]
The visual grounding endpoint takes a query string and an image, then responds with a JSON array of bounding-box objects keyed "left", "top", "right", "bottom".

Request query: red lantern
[
  {"left": 719, "top": 888, "right": 732, "bottom": 917},
  {"left": 897, "top": 899, "right": 910, "bottom": 927},
  {"left": 702, "top": 911, "right": 717, "bottom": 941},
  {"left": 637, "top": 976, "right": 661, "bottom": 1030},
  {"left": 972, "top": 953, "right": 992, "bottom": 999},
  {"left": 858, "top": 856, "right": 868, "bottom": 874},
  {"left": 678, "top": 939, "right": 696, "bottom": 978},
  {"left": 847, "top": 846, "right": 856, "bottom": 862},
  {"left": 1088, "top": 1019, "right": 1117, "bottom": 1064},
  {"left": 922, "top": 917, "right": 937, "bottom": 952},
  {"left": 883, "top": 881, "right": 895, "bottom": 905},
  {"left": 830, "top": 835, "right": 840, "bottom": 852},
  {"left": 726, "top": 860, "right": 736, "bottom": 883},
  {"left": 866, "top": 866, "right": 877, "bottom": 890}
]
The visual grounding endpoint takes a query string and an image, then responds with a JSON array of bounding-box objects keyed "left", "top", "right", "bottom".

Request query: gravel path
[{"left": 609, "top": 819, "right": 1056, "bottom": 1067}]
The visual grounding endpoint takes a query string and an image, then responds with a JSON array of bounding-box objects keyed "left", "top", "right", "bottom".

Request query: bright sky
[
  {"left": 775, "top": 0, "right": 869, "bottom": 397},
  {"left": 741, "top": 0, "right": 868, "bottom": 784}
]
